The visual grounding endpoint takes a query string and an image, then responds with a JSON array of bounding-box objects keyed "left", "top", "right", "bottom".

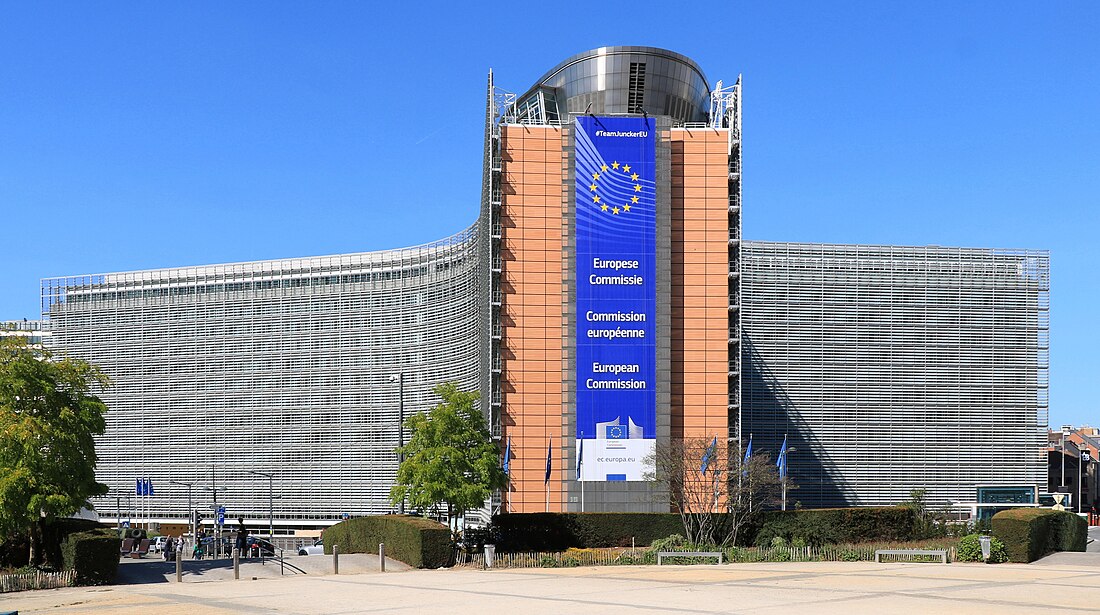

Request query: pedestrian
[{"left": 235, "top": 517, "right": 248, "bottom": 555}]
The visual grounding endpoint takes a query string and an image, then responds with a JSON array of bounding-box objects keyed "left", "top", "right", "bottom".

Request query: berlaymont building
[{"left": 38, "top": 47, "right": 1050, "bottom": 531}]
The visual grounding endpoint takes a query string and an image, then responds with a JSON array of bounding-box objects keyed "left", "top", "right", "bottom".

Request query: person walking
[{"left": 235, "top": 518, "right": 248, "bottom": 556}]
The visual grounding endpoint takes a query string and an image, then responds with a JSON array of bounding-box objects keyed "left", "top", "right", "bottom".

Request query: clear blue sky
[{"left": 1, "top": 3, "right": 1095, "bottom": 428}]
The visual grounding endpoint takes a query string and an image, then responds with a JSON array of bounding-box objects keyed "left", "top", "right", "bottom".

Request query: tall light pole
[
  {"left": 202, "top": 466, "right": 227, "bottom": 559},
  {"left": 249, "top": 470, "right": 273, "bottom": 539},
  {"left": 1062, "top": 431, "right": 1070, "bottom": 492},
  {"left": 390, "top": 373, "right": 405, "bottom": 514},
  {"left": 169, "top": 480, "right": 195, "bottom": 540}
]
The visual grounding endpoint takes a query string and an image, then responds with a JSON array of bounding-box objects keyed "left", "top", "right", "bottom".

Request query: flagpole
[
  {"left": 781, "top": 433, "right": 787, "bottom": 511},
  {"left": 579, "top": 432, "right": 584, "bottom": 513}
]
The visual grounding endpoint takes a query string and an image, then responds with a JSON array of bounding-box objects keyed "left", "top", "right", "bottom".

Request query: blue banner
[{"left": 574, "top": 116, "right": 657, "bottom": 482}]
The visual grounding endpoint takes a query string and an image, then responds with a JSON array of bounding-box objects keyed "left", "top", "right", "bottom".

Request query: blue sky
[{"left": 1, "top": 3, "right": 1095, "bottom": 428}]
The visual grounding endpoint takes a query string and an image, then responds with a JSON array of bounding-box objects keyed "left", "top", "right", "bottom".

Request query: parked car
[
  {"left": 245, "top": 536, "right": 276, "bottom": 557},
  {"left": 151, "top": 536, "right": 167, "bottom": 553},
  {"left": 297, "top": 539, "right": 324, "bottom": 556}
]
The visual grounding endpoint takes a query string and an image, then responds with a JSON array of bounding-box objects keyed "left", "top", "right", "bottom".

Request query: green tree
[
  {"left": 389, "top": 383, "right": 505, "bottom": 541},
  {"left": 0, "top": 337, "right": 109, "bottom": 566}
]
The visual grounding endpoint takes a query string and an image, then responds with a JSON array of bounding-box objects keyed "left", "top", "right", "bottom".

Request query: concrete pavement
[{"left": 5, "top": 557, "right": 1100, "bottom": 614}]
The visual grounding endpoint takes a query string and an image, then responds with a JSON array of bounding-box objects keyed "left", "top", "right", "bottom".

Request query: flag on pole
[
  {"left": 544, "top": 438, "right": 552, "bottom": 485},
  {"left": 776, "top": 435, "right": 788, "bottom": 480},
  {"left": 146, "top": 478, "right": 154, "bottom": 497},
  {"left": 576, "top": 433, "right": 584, "bottom": 480},
  {"left": 700, "top": 436, "right": 718, "bottom": 476},
  {"left": 135, "top": 478, "right": 142, "bottom": 495},
  {"left": 503, "top": 437, "right": 512, "bottom": 476},
  {"left": 742, "top": 434, "right": 753, "bottom": 477}
]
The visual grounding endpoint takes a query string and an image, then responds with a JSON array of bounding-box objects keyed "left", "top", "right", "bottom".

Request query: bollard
[
  {"left": 380, "top": 542, "right": 386, "bottom": 572},
  {"left": 333, "top": 544, "right": 339, "bottom": 575},
  {"left": 233, "top": 548, "right": 240, "bottom": 580},
  {"left": 176, "top": 550, "right": 183, "bottom": 582}
]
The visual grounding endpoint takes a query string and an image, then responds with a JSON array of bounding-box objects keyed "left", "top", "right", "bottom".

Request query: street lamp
[
  {"left": 169, "top": 480, "right": 195, "bottom": 540},
  {"left": 202, "top": 481, "right": 228, "bottom": 558},
  {"left": 248, "top": 470, "right": 274, "bottom": 539},
  {"left": 390, "top": 373, "right": 405, "bottom": 514}
]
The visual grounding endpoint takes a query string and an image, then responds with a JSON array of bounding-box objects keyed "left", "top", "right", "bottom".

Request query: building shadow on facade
[{"left": 742, "top": 337, "right": 850, "bottom": 509}]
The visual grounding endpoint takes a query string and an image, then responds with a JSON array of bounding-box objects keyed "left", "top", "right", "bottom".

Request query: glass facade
[
  {"left": 741, "top": 242, "right": 1050, "bottom": 508},
  {"left": 42, "top": 228, "right": 481, "bottom": 526}
]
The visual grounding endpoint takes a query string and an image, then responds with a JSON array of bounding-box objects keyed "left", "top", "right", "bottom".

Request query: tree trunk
[{"left": 28, "top": 518, "right": 41, "bottom": 567}]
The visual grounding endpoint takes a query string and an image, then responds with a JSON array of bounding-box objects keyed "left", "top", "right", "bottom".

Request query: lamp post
[
  {"left": 1062, "top": 431, "right": 1070, "bottom": 491},
  {"left": 390, "top": 373, "right": 406, "bottom": 514},
  {"left": 1078, "top": 443, "right": 1085, "bottom": 514},
  {"left": 249, "top": 470, "right": 274, "bottom": 539},
  {"left": 202, "top": 471, "right": 228, "bottom": 559},
  {"left": 169, "top": 480, "right": 195, "bottom": 540}
]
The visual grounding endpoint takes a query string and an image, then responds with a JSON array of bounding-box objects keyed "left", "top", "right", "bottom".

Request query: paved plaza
[{"left": 4, "top": 554, "right": 1100, "bottom": 615}]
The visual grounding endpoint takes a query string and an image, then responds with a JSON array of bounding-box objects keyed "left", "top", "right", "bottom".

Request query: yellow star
[
  {"left": 589, "top": 183, "right": 597, "bottom": 191},
  {"left": 600, "top": 164, "right": 608, "bottom": 172},
  {"left": 630, "top": 195, "right": 639, "bottom": 204},
  {"left": 593, "top": 195, "right": 600, "bottom": 203},
  {"left": 592, "top": 172, "right": 600, "bottom": 180},
  {"left": 634, "top": 184, "right": 641, "bottom": 192},
  {"left": 600, "top": 204, "right": 609, "bottom": 212},
  {"left": 622, "top": 164, "right": 631, "bottom": 173},
  {"left": 612, "top": 207, "right": 620, "bottom": 215},
  {"left": 611, "top": 161, "right": 620, "bottom": 169},
  {"left": 623, "top": 204, "right": 631, "bottom": 212},
  {"left": 630, "top": 173, "right": 639, "bottom": 181}
]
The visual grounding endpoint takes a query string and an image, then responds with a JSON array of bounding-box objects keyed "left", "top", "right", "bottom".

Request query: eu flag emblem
[{"left": 605, "top": 425, "right": 627, "bottom": 439}]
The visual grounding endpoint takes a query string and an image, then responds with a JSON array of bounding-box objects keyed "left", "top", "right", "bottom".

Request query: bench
[
  {"left": 657, "top": 551, "right": 724, "bottom": 565},
  {"left": 873, "top": 549, "right": 948, "bottom": 564}
]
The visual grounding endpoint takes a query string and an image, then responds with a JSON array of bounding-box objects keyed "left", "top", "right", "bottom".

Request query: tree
[
  {"left": 0, "top": 337, "right": 110, "bottom": 566},
  {"left": 647, "top": 437, "right": 780, "bottom": 547},
  {"left": 389, "top": 383, "right": 505, "bottom": 542}
]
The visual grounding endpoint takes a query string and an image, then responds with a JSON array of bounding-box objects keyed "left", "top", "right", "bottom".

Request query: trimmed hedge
[
  {"left": 61, "top": 530, "right": 120, "bottom": 585},
  {"left": 323, "top": 516, "right": 451, "bottom": 568},
  {"left": 0, "top": 518, "right": 107, "bottom": 570},
  {"left": 492, "top": 508, "right": 917, "bottom": 552},
  {"left": 492, "top": 513, "right": 683, "bottom": 552},
  {"left": 992, "top": 509, "right": 1087, "bottom": 563},
  {"left": 751, "top": 507, "right": 918, "bottom": 547}
]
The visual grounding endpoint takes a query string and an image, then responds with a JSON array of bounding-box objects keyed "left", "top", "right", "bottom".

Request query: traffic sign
[
  {"left": 217, "top": 506, "right": 226, "bottom": 525},
  {"left": 1083, "top": 451, "right": 1092, "bottom": 463}
]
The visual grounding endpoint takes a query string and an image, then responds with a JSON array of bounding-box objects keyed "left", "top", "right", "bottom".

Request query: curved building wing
[{"left": 43, "top": 227, "right": 481, "bottom": 524}]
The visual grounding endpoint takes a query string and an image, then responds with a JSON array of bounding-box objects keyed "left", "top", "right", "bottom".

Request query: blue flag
[
  {"left": 742, "top": 435, "right": 753, "bottom": 477},
  {"left": 544, "top": 438, "right": 553, "bottom": 485},
  {"left": 576, "top": 433, "right": 584, "bottom": 480},
  {"left": 700, "top": 436, "right": 718, "bottom": 476},
  {"left": 146, "top": 478, "right": 154, "bottom": 497},
  {"left": 503, "top": 437, "right": 511, "bottom": 476},
  {"left": 777, "top": 435, "right": 788, "bottom": 480},
  {"left": 135, "top": 478, "right": 142, "bottom": 495}
]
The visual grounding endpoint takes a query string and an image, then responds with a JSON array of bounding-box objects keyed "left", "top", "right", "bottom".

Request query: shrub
[
  {"left": 539, "top": 555, "right": 559, "bottom": 568},
  {"left": 955, "top": 534, "right": 1008, "bottom": 564},
  {"left": 991, "top": 509, "right": 1087, "bottom": 563},
  {"left": 323, "top": 516, "right": 451, "bottom": 568},
  {"left": 490, "top": 508, "right": 918, "bottom": 553},
  {"left": 60, "top": 530, "right": 120, "bottom": 585},
  {"left": 749, "top": 507, "right": 916, "bottom": 547},
  {"left": 492, "top": 513, "right": 683, "bottom": 552},
  {"left": 649, "top": 534, "right": 687, "bottom": 551},
  {"left": 839, "top": 549, "right": 862, "bottom": 562}
]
